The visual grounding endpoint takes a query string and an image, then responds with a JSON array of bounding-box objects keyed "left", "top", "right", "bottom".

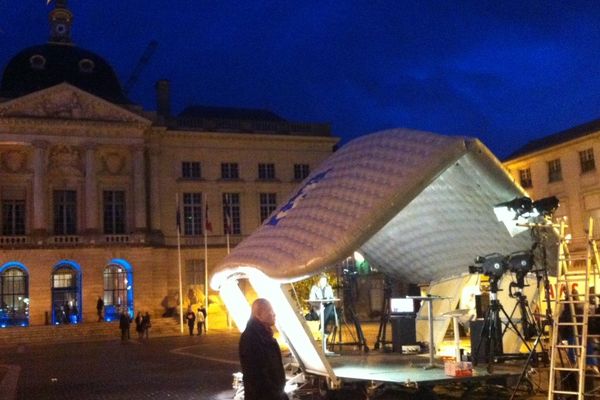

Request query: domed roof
[{"left": 0, "top": 43, "right": 129, "bottom": 104}]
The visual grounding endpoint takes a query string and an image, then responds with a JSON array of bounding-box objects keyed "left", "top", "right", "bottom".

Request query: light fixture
[{"left": 493, "top": 196, "right": 559, "bottom": 236}]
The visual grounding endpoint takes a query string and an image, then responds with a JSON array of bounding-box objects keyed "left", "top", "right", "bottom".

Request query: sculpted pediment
[{"left": 0, "top": 83, "right": 150, "bottom": 124}]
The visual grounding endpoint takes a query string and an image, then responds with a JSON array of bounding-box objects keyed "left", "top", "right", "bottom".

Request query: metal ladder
[{"left": 548, "top": 218, "right": 600, "bottom": 399}]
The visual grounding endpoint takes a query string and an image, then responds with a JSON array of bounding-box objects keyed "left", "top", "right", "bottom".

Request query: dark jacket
[
  {"left": 239, "top": 318, "right": 286, "bottom": 400},
  {"left": 119, "top": 313, "right": 131, "bottom": 330}
]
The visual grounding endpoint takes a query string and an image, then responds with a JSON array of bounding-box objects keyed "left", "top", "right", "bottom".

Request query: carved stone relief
[
  {"left": 48, "top": 145, "right": 82, "bottom": 177},
  {"left": 2, "top": 150, "right": 27, "bottom": 173},
  {"left": 102, "top": 152, "right": 125, "bottom": 175}
]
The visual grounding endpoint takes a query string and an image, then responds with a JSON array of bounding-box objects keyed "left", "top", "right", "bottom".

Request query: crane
[{"left": 123, "top": 40, "right": 158, "bottom": 95}]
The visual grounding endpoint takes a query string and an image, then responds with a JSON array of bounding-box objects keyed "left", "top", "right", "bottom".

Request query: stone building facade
[
  {"left": 0, "top": 1, "right": 337, "bottom": 327},
  {"left": 503, "top": 119, "right": 600, "bottom": 259}
]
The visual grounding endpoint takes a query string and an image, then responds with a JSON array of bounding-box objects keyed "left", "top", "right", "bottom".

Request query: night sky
[{"left": 2, "top": 1, "right": 600, "bottom": 159}]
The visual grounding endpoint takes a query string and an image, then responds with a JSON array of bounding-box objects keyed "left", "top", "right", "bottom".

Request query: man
[
  {"left": 239, "top": 298, "right": 287, "bottom": 400},
  {"left": 196, "top": 308, "right": 205, "bottom": 336},
  {"left": 309, "top": 274, "right": 337, "bottom": 344},
  {"left": 96, "top": 296, "right": 104, "bottom": 322}
]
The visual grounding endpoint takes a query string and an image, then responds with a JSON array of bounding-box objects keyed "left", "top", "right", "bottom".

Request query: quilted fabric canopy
[{"left": 211, "top": 128, "right": 532, "bottom": 287}]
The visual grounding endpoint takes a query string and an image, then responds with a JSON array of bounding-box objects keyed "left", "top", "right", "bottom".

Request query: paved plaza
[
  {"left": 0, "top": 331, "right": 241, "bottom": 400},
  {"left": 0, "top": 327, "right": 550, "bottom": 400}
]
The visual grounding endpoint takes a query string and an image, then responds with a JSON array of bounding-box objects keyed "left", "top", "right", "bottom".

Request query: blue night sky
[{"left": 2, "top": 1, "right": 600, "bottom": 158}]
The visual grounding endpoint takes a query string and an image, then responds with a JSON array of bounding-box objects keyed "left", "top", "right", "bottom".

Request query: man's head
[
  {"left": 318, "top": 274, "right": 328, "bottom": 288},
  {"left": 251, "top": 298, "right": 276, "bottom": 327}
]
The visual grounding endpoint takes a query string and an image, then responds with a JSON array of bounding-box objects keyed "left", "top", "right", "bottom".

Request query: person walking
[
  {"left": 142, "top": 312, "right": 151, "bottom": 339},
  {"left": 119, "top": 310, "right": 131, "bottom": 342},
  {"left": 186, "top": 307, "right": 196, "bottom": 336},
  {"left": 239, "top": 298, "right": 287, "bottom": 400},
  {"left": 135, "top": 311, "right": 144, "bottom": 340},
  {"left": 196, "top": 308, "right": 205, "bottom": 336},
  {"left": 96, "top": 296, "right": 104, "bottom": 322}
]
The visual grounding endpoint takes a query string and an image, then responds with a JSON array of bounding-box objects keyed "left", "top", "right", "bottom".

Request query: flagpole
[
  {"left": 176, "top": 193, "right": 184, "bottom": 334},
  {"left": 225, "top": 193, "right": 231, "bottom": 254},
  {"left": 203, "top": 192, "right": 209, "bottom": 331}
]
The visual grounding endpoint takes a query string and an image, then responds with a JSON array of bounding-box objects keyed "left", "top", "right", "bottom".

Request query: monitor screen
[{"left": 390, "top": 298, "right": 415, "bottom": 314}]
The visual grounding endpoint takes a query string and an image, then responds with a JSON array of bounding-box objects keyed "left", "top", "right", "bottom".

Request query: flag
[
  {"left": 205, "top": 202, "right": 213, "bottom": 233},
  {"left": 224, "top": 194, "right": 232, "bottom": 234}
]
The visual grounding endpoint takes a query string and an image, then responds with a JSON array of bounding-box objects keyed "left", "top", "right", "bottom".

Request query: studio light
[{"left": 493, "top": 196, "right": 560, "bottom": 237}]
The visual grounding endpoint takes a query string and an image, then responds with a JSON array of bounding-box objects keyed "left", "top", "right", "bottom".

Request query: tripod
[
  {"left": 506, "top": 273, "right": 543, "bottom": 342},
  {"left": 374, "top": 278, "right": 393, "bottom": 350},
  {"left": 473, "top": 276, "right": 532, "bottom": 372},
  {"left": 331, "top": 264, "right": 369, "bottom": 352}
]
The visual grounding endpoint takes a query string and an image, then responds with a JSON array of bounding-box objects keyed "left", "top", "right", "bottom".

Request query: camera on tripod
[
  {"left": 468, "top": 253, "right": 507, "bottom": 279},
  {"left": 468, "top": 251, "right": 533, "bottom": 280}
]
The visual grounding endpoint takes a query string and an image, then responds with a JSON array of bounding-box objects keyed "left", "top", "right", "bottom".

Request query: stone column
[
  {"left": 148, "top": 146, "right": 162, "bottom": 232},
  {"left": 132, "top": 144, "right": 147, "bottom": 231},
  {"left": 31, "top": 140, "right": 49, "bottom": 236},
  {"left": 83, "top": 142, "right": 98, "bottom": 233}
]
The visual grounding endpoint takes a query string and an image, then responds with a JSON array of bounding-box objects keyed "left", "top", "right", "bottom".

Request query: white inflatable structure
[{"left": 210, "top": 128, "right": 533, "bottom": 382}]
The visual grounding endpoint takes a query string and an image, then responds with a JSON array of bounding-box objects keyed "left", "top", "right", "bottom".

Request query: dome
[{"left": 0, "top": 43, "right": 129, "bottom": 104}]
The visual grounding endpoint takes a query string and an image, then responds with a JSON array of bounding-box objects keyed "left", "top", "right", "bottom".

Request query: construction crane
[{"left": 123, "top": 40, "right": 158, "bottom": 95}]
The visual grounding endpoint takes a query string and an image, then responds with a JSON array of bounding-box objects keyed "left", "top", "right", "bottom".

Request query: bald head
[{"left": 251, "top": 298, "right": 276, "bottom": 327}]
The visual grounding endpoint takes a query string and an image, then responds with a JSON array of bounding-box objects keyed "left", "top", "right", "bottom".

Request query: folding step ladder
[{"left": 548, "top": 218, "right": 600, "bottom": 399}]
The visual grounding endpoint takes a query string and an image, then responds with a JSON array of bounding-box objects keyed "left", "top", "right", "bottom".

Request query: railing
[
  {"left": 51, "top": 236, "right": 82, "bottom": 244},
  {"left": 0, "top": 236, "right": 30, "bottom": 245}
]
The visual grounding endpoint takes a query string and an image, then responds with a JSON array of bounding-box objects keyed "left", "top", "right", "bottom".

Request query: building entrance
[{"left": 51, "top": 264, "right": 81, "bottom": 324}]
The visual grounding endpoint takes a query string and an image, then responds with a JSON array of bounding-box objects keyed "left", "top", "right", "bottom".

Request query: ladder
[{"left": 548, "top": 218, "right": 600, "bottom": 399}]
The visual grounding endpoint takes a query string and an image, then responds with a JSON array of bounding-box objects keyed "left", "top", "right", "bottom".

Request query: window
[
  {"left": 0, "top": 266, "right": 29, "bottom": 326},
  {"left": 185, "top": 259, "right": 204, "bottom": 286},
  {"left": 258, "top": 163, "right": 276, "bottom": 180},
  {"left": 182, "top": 161, "right": 202, "bottom": 179},
  {"left": 51, "top": 265, "right": 80, "bottom": 324},
  {"left": 103, "top": 191, "right": 125, "bottom": 234},
  {"left": 259, "top": 193, "right": 277, "bottom": 222},
  {"left": 103, "top": 264, "right": 128, "bottom": 316},
  {"left": 223, "top": 193, "right": 241, "bottom": 235},
  {"left": 294, "top": 164, "right": 310, "bottom": 181},
  {"left": 580, "top": 148, "right": 596, "bottom": 173},
  {"left": 183, "top": 193, "right": 203, "bottom": 235},
  {"left": 518, "top": 168, "right": 532, "bottom": 189},
  {"left": 221, "top": 163, "right": 239, "bottom": 180},
  {"left": 53, "top": 190, "right": 77, "bottom": 235},
  {"left": 2, "top": 200, "right": 25, "bottom": 235},
  {"left": 102, "top": 261, "right": 133, "bottom": 322},
  {"left": 548, "top": 159, "right": 562, "bottom": 183}
]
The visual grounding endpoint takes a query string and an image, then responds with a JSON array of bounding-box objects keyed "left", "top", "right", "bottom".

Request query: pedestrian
[
  {"left": 96, "top": 296, "right": 104, "bottom": 322},
  {"left": 200, "top": 306, "right": 207, "bottom": 333},
  {"left": 135, "top": 311, "right": 144, "bottom": 340},
  {"left": 239, "top": 298, "right": 287, "bottom": 400},
  {"left": 186, "top": 307, "right": 196, "bottom": 336},
  {"left": 196, "top": 308, "right": 205, "bottom": 336},
  {"left": 119, "top": 310, "right": 131, "bottom": 342},
  {"left": 142, "top": 312, "right": 151, "bottom": 339}
]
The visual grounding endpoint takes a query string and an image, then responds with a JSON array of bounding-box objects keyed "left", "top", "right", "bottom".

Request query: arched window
[
  {"left": 0, "top": 263, "right": 29, "bottom": 327},
  {"left": 103, "top": 259, "right": 133, "bottom": 321},
  {"left": 51, "top": 262, "right": 81, "bottom": 324}
]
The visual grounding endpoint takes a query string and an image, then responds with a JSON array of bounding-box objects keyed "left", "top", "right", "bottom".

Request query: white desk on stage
[{"left": 307, "top": 298, "right": 340, "bottom": 355}]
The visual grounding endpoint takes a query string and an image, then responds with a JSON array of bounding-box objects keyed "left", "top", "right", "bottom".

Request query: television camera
[{"left": 468, "top": 251, "right": 533, "bottom": 280}]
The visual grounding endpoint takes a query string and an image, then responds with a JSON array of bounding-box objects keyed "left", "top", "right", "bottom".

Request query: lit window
[
  {"left": 548, "top": 159, "right": 562, "bottom": 183},
  {"left": 580, "top": 148, "right": 596, "bottom": 174},
  {"left": 0, "top": 267, "right": 29, "bottom": 327},
  {"left": 182, "top": 162, "right": 202, "bottom": 179},
  {"left": 258, "top": 163, "right": 276, "bottom": 180},
  {"left": 518, "top": 168, "right": 532, "bottom": 188}
]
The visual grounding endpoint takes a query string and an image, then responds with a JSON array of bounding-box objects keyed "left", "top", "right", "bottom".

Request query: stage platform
[{"left": 326, "top": 352, "right": 518, "bottom": 386}]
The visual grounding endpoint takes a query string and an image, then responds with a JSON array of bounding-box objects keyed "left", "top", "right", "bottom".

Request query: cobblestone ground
[
  {"left": 0, "top": 329, "right": 550, "bottom": 400},
  {"left": 0, "top": 331, "right": 240, "bottom": 400}
]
